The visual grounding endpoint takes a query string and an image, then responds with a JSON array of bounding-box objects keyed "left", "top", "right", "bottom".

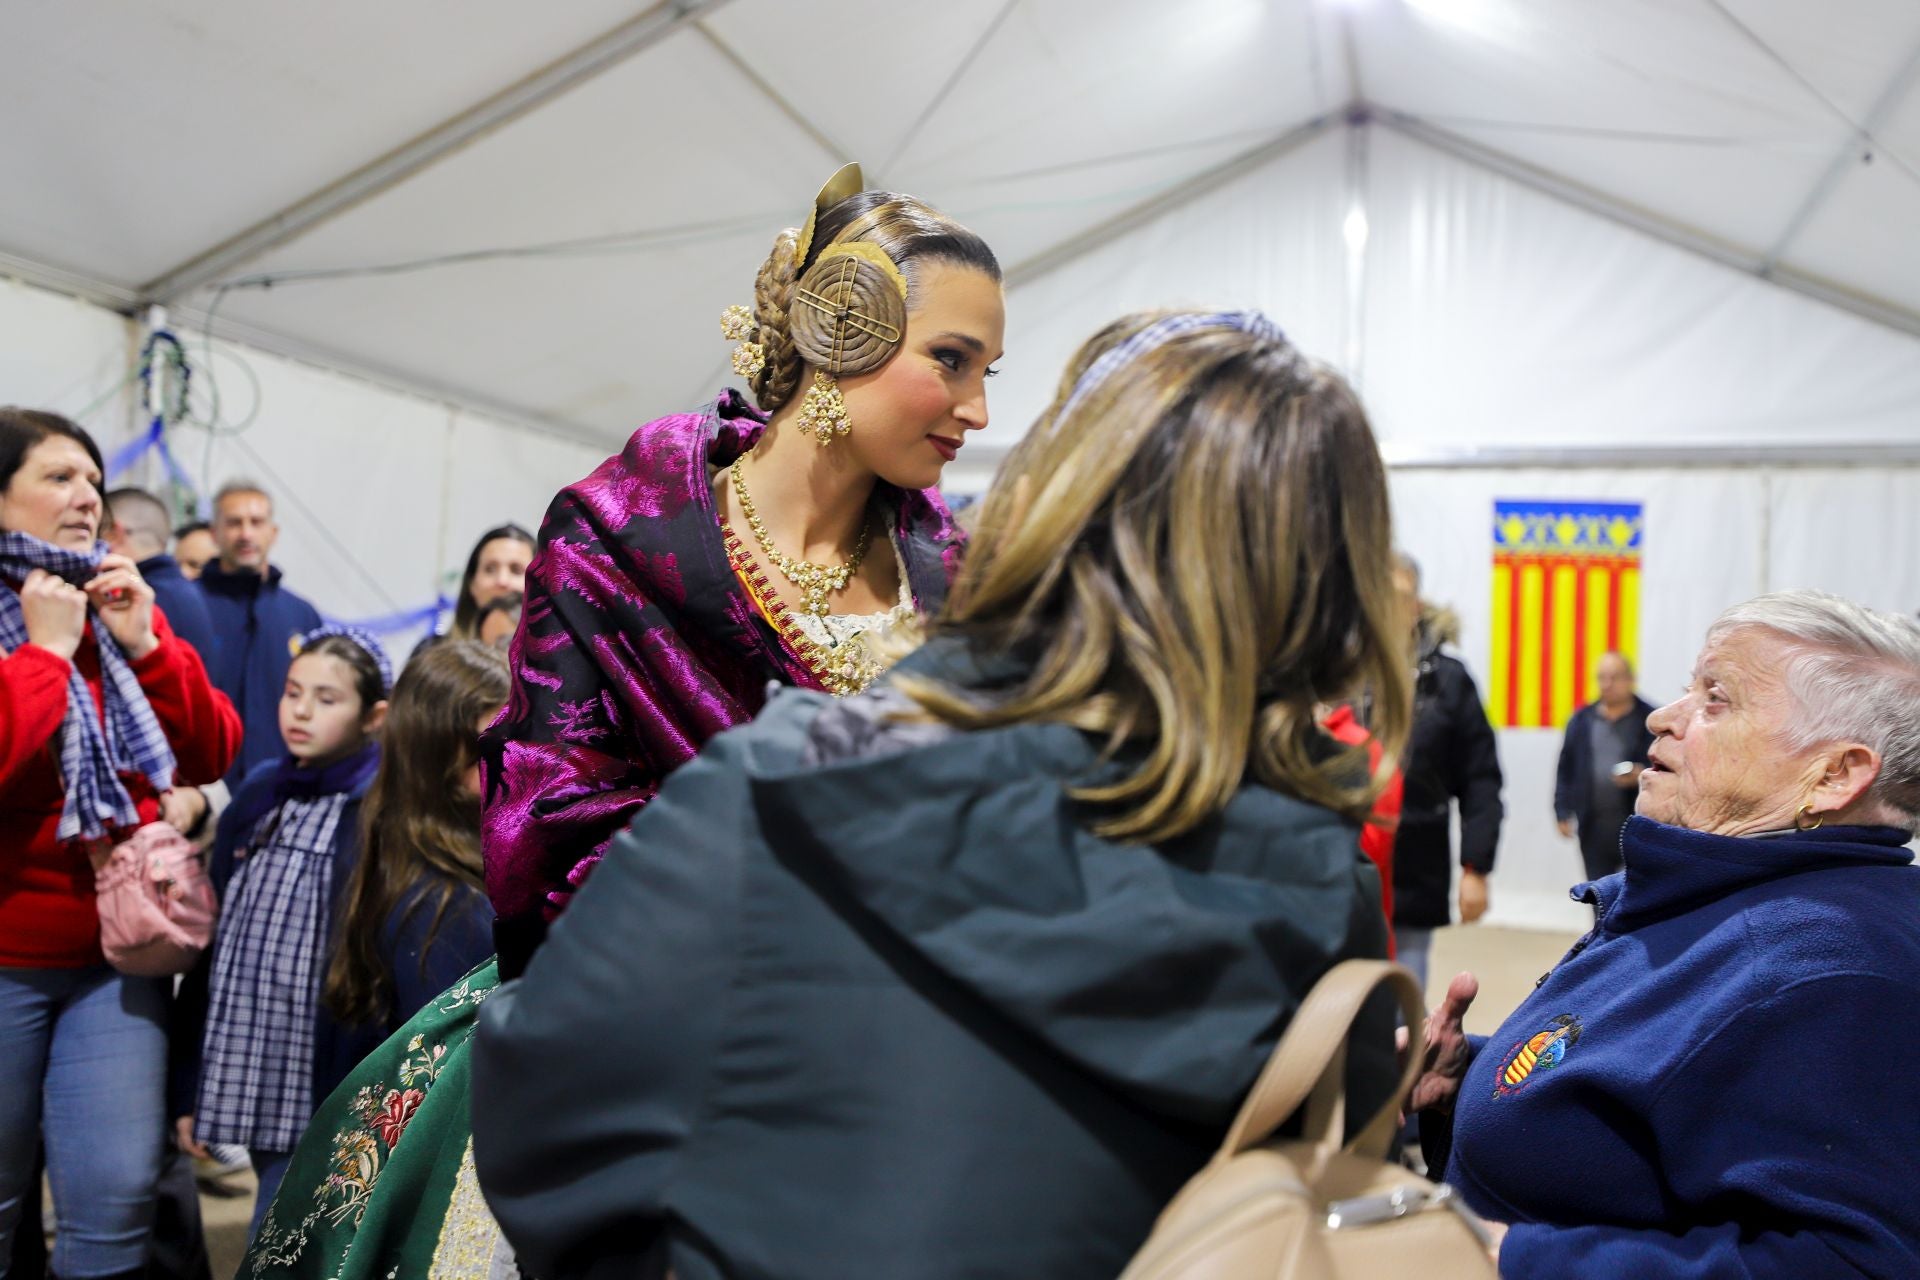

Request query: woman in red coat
[{"left": 0, "top": 409, "right": 240, "bottom": 1280}]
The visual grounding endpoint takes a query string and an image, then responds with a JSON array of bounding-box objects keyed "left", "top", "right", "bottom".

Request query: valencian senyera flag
[{"left": 1490, "top": 500, "right": 1643, "bottom": 729}]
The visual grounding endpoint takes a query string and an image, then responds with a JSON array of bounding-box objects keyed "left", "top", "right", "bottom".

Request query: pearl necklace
[{"left": 729, "top": 460, "right": 873, "bottom": 617}]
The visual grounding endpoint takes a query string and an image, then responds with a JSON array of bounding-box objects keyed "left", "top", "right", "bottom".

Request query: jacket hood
[{"left": 738, "top": 637, "right": 1389, "bottom": 1126}]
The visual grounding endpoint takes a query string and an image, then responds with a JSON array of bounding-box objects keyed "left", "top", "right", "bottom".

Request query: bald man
[
  {"left": 105, "top": 487, "right": 217, "bottom": 664},
  {"left": 1554, "top": 651, "right": 1656, "bottom": 883}
]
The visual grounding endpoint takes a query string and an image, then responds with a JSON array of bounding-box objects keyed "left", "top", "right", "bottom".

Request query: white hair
[{"left": 1709, "top": 590, "right": 1920, "bottom": 829}]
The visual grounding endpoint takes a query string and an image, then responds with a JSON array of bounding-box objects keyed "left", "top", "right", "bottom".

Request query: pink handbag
[{"left": 91, "top": 821, "right": 217, "bottom": 976}]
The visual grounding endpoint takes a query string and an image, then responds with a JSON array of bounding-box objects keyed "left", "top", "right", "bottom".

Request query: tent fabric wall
[
  {"left": 969, "top": 128, "right": 1351, "bottom": 492},
  {"left": 982, "top": 122, "right": 1920, "bottom": 469},
  {"left": 0, "top": 278, "right": 141, "bottom": 437},
  {"left": 1361, "top": 127, "right": 1920, "bottom": 454},
  {"left": 0, "top": 275, "right": 608, "bottom": 654}
]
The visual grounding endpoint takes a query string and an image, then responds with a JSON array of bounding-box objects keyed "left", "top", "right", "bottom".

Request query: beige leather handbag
[{"left": 1119, "top": 961, "right": 1497, "bottom": 1280}]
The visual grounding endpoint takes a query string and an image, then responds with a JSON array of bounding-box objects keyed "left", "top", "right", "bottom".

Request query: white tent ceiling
[{"left": 5, "top": 0, "right": 1919, "bottom": 448}]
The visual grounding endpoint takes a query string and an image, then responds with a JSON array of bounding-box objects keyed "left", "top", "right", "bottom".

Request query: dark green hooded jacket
[{"left": 471, "top": 639, "right": 1395, "bottom": 1280}]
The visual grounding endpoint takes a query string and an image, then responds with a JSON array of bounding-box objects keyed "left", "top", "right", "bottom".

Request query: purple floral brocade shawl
[{"left": 478, "top": 389, "right": 964, "bottom": 931}]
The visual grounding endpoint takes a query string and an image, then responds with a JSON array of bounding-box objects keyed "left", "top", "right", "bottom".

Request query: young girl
[
  {"left": 323, "top": 640, "right": 508, "bottom": 1036},
  {"left": 173, "top": 625, "right": 392, "bottom": 1238}
]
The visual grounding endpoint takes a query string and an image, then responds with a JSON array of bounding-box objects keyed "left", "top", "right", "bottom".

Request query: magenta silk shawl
[{"left": 478, "top": 390, "right": 965, "bottom": 931}]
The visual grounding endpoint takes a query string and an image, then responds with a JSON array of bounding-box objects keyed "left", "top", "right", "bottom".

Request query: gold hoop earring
[
  {"left": 795, "top": 370, "right": 852, "bottom": 446},
  {"left": 1795, "top": 802, "right": 1824, "bottom": 831}
]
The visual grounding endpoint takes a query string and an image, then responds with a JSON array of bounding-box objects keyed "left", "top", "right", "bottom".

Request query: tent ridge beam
[
  {"left": 1760, "top": 31, "right": 1920, "bottom": 271},
  {"left": 1001, "top": 114, "right": 1341, "bottom": 289},
  {"left": 1379, "top": 111, "right": 1920, "bottom": 342},
  {"left": 693, "top": 20, "right": 851, "bottom": 165},
  {"left": 139, "top": 0, "right": 733, "bottom": 303}
]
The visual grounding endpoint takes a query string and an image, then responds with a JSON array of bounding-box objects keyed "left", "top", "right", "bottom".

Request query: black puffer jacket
[
  {"left": 472, "top": 638, "right": 1396, "bottom": 1280},
  {"left": 1391, "top": 625, "right": 1505, "bottom": 928}
]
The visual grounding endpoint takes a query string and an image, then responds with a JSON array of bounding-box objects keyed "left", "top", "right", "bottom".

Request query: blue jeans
[
  {"left": 1394, "top": 925, "right": 1434, "bottom": 997},
  {"left": 247, "top": 1148, "right": 293, "bottom": 1244},
  {"left": 0, "top": 965, "right": 167, "bottom": 1279}
]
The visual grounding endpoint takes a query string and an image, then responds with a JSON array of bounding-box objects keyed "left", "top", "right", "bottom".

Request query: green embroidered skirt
[{"left": 242, "top": 961, "right": 516, "bottom": 1279}]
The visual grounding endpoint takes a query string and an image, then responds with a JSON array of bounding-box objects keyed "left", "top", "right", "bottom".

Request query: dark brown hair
[
  {"left": 294, "top": 634, "right": 387, "bottom": 714},
  {"left": 904, "top": 311, "right": 1409, "bottom": 840},
  {"left": 747, "top": 191, "right": 1001, "bottom": 413},
  {"left": 449, "top": 524, "right": 535, "bottom": 640},
  {"left": 0, "top": 408, "right": 105, "bottom": 498},
  {"left": 323, "top": 640, "right": 509, "bottom": 1026}
]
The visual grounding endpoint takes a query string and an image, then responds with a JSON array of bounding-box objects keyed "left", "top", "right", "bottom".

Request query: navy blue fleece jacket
[{"left": 1441, "top": 815, "right": 1920, "bottom": 1278}]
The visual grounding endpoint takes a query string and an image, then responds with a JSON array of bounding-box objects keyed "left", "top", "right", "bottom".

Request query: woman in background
[
  {"left": 323, "top": 640, "right": 507, "bottom": 1034},
  {"left": 443, "top": 525, "right": 533, "bottom": 644},
  {"left": 0, "top": 408, "right": 239, "bottom": 1280}
]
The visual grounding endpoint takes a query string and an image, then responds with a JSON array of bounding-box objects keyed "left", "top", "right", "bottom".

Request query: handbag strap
[{"left": 1218, "top": 960, "right": 1426, "bottom": 1164}]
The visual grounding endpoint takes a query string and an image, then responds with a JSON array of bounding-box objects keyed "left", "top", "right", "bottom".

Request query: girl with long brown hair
[
  {"left": 472, "top": 309, "right": 1410, "bottom": 1280},
  {"left": 324, "top": 640, "right": 508, "bottom": 1032}
]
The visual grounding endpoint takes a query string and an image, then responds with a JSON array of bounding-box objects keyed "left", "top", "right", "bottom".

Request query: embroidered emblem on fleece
[{"left": 1493, "top": 1013, "right": 1583, "bottom": 1097}]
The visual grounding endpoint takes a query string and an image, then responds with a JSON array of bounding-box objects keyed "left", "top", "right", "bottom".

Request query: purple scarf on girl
[{"left": 478, "top": 390, "right": 963, "bottom": 963}]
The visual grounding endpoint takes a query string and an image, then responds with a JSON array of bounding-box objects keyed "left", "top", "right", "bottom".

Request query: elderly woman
[{"left": 1412, "top": 589, "right": 1920, "bottom": 1277}]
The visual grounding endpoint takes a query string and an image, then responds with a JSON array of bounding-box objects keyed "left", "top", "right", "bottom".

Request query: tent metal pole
[
  {"left": 1377, "top": 111, "right": 1920, "bottom": 341},
  {"left": 0, "top": 249, "right": 139, "bottom": 311},
  {"left": 693, "top": 21, "right": 851, "bottom": 165},
  {"left": 1383, "top": 443, "right": 1920, "bottom": 469},
  {"left": 1343, "top": 119, "right": 1371, "bottom": 385},
  {"left": 1760, "top": 32, "right": 1920, "bottom": 272},
  {"left": 953, "top": 439, "right": 1920, "bottom": 472},
  {"left": 1000, "top": 115, "right": 1340, "bottom": 289},
  {"left": 878, "top": 0, "right": 1022, "bottom": 179},
  {"left": 138, "top": 0, "right": 734, "bottom": 304}
]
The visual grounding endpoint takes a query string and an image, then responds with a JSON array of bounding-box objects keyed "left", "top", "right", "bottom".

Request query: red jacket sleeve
[
  {"left": 131, "top": 606, "right": 243, "bottom": 786},
  {"left": 0, "top": 643, "right": 75, "bottom": 788}
]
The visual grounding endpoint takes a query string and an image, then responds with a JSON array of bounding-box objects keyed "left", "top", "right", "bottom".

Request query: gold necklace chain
[
  {"left": 730, "top": 460, "right": 872, "bottom": 617},
  {"left": 719, "top": 519, "right": 879, "bottom": 697}
]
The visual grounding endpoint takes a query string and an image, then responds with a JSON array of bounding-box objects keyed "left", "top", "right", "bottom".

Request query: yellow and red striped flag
[{"left": 1489, "top": 501, "right": 1643, "bottom": 729}]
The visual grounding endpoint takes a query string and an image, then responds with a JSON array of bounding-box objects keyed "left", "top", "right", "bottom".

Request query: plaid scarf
[{"left": 0, "top": 531, "right": 177, "bottom": 841}]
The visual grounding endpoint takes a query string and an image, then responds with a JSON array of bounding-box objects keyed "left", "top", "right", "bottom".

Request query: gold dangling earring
[
  {"left": 1796, "top": 802, "right": 1824, "bottom": 831},
  {"left": 795, "top": 370, "right": 852, "bottom": 446}
]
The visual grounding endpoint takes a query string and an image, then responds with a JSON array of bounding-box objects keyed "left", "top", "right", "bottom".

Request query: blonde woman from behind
[{"left": 473, "top": 310, "right": 1411, "bottom": 1280}]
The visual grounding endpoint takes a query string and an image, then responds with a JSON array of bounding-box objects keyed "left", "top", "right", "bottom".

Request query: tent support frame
[
  {"left": 139, "top": 0, "right": 734, "bottom": 304},
  {"left": 1760, "top": 31, "right": 1920, "bottom": 272}
]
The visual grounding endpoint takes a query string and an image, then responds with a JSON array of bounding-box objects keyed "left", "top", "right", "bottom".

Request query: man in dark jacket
[
  {"left": 471, "top": 642, "right": 1399, "bottom": 1280},
  {"left": 105, "top": 487, "right": 217, "bottom": 661},
  {"left": 1553, "top": 651, "right": 1655, "bottom": 883},
  {"left": 197, "top": 482, "right": 322, "bottom": 781},
  {"left": 1388, "top": 555, "right": 1504, "bottom": 995}
]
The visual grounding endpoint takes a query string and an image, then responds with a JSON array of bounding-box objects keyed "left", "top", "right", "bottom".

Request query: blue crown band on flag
[{"left": 1053, "top": 311, "right": 1288, "bottom": 426}]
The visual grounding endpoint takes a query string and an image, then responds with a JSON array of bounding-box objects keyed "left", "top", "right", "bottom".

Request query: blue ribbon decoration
[{"left": 324, "top": 595, "right": 454, "bottom": 637}]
